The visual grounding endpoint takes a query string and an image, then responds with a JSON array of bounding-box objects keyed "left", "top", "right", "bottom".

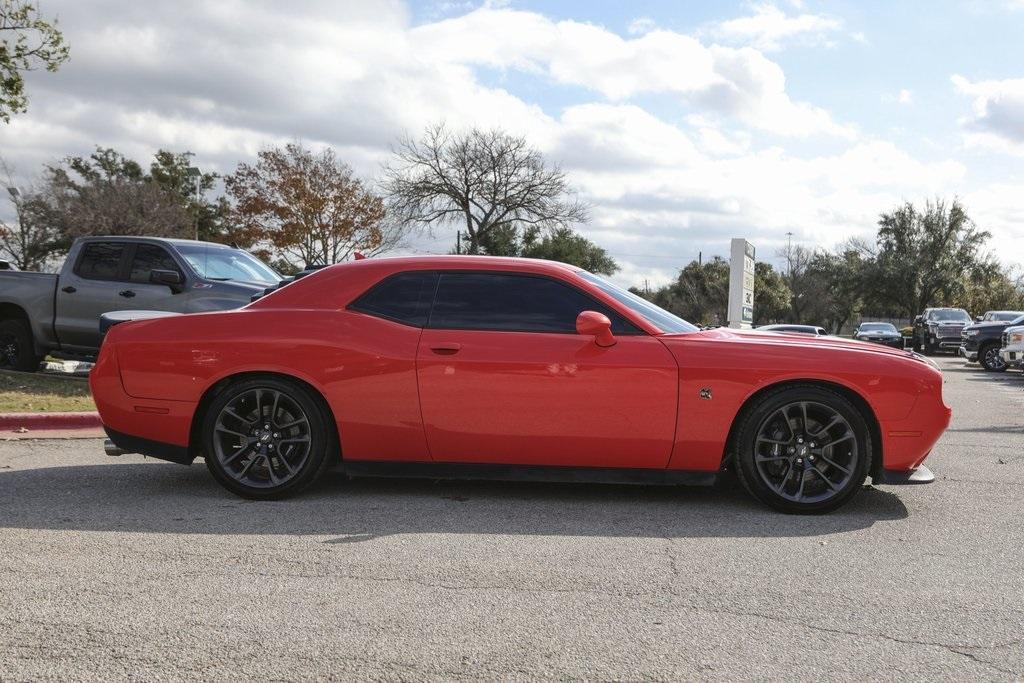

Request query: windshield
[
  {"left": 992, "top": 312, "right": 1022, "bottom": 321},
  {"left": 578, "top": 271, "right": 699, "bottom": 334},
  {"left": 860, "top": 323, "right": 896, "bottom": 331},
  {"left": 931, "top": 309, "right": 970, "bottom": 322},
  {"left": 177, "top": 245, "right": 281, "bottom": 284}
]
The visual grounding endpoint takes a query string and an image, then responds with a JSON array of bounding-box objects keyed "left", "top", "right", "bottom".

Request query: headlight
[
  {"left": 1010, "top": 332, "right": 1024, "bottom": 344},
  {"left": 966, "top": 330, "right": 979, "bottom": 336}
]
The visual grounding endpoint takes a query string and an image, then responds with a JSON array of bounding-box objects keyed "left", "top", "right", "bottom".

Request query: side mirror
[
  {"left": 975, "top": 316, "right": 983, "bottom": 322},
  {"left": 150, "top": 269, "right": 184, "bottom": 293},
  {"left": 914, "top": 316, "right": 923, "bottom": 323},
  {"left": 576, "top": 310, "right": 616, "bottom": 347}
]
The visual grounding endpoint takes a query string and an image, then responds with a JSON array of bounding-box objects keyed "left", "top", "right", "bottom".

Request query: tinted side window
[
  {"left": 76, "top": 243, "right": 125, "bottom": 280},
  {"left": 429, "top": 272, "right": 639, "bottom": 334},
  {"left": 129, "top": 245, "right": 182, "bottom": 283},
  {"left": 350, "top": 271, "right": 438, "bottom": 327}
]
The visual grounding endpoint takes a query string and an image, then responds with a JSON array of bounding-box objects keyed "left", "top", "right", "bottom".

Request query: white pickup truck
[{"left": 0, "top": 236, "right": 281, "bottom": 371}]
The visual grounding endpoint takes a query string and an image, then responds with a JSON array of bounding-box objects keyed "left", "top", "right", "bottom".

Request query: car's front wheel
[
  {"left": 979, "top": 343, "right": 1007, "bottom": 372},
  {"left": 202, "top": 377, "right": 333, "bottom": 499},
  {"left": 733, "top": 385, "right": 870, "bottom": 513}
]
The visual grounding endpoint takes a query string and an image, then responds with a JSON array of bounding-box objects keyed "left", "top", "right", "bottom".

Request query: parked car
[
  {"left": 999, "top": 325, "right": 1024, "bottom": 370},
  {"left": 912, "top": 307, "right": 972, "bottom": 355},
  {"left": 976, "top": 310, "right": 1024, "bottom": 322},
  {"left": 853, "top": 322, "right": 903, "bottom": 348},
  {"left": 92, "top": 255, "right": 950, "bottom": 514},
  {"left": 959, "top": 312, "right": 1024, "bottom": 371},
  {"left": 0, "top": 236, "right": 281, "bottom": 371},
  {"left": 757, "top": 324, "right": 829, "bottom": 336}
]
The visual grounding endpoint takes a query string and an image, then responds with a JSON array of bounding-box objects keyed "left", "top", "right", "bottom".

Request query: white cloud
[
  {"left": 414, "top": 7, "right": 853, "bottom": 138},
  {"left": 953, "top": 74, "right": 1024, "bottom": 149},
  {"left": 0, "top": 1, "right": 993, "bottom": 285},
  {"left": 898, "top": 89, "right": 913, "bottom": 104},
  {"left": 707, "top": 2, "right": 845, "bottom": 52},
  {"left": 627, "top": 16, "right": 656, "bottom": 36}
]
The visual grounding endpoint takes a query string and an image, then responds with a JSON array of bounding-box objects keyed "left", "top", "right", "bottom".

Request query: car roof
[
  {"left": 74, "top": 235, "right": 236, "bottom": 249},
  {"left": 330, "top": 254, "right": 580, "bottom": 274}
]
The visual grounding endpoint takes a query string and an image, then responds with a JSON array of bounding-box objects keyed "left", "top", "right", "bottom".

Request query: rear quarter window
[{"left": 349, "top": 271, "right": 439, "bottom": 327}]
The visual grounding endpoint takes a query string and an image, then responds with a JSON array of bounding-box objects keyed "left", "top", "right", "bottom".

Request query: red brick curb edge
[{"left": 0, "top": 412, "right": 102, "bottom": 431}]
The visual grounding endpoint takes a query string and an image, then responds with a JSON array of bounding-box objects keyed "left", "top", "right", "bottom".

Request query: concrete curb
[{"left": 0, "top": 411, "right": 102, "bottom": 431}]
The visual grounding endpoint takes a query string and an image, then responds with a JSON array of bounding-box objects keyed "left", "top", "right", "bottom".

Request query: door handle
[
  {"left": 61, "top": 286, "right": 76, "bottom": 294},
  {"left": 430, "top": 342, "right": 462, "bottom": 355},
  {"left": 119, "top": 290, "right": 136, "bottom": 298}
]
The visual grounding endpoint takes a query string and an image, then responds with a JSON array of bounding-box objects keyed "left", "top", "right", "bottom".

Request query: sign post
[{"left": 727, "top": 238, "right": 755, "bottom": 329}]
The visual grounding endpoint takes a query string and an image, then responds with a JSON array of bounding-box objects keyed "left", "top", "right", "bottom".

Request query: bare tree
[
  {"left": 383, "top": 123, "right": 589, "bottom": 254},
  {"left": 0, "top": 156, "right": 66, "bottom": 270},
  {"left": 225, "top": 142, "right": 401, "bottom": 269}
]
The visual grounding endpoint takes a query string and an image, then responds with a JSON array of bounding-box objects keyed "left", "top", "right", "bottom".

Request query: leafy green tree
[
  {"left": 478, "top": 225, "right": 618, "bottom": 274},
  {"left": 872, "top": 199, "right": 991, "bottom": 316},
  {"left": 148, "top": 150, "right": 231, "bottom": 242},
  {"left": 0, "top": 1, "right": 69, "bottom": 122},
  {"left": 754, "top": 261, "right": 790, "bottom": 324}
]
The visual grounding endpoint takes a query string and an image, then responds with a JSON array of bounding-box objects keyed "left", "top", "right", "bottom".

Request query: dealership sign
[{"left": 727, "top": 238, "right": 755, "bottom": 329}]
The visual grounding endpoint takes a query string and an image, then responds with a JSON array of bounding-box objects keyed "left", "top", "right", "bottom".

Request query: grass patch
[{"left": 0, "top": 370, "right": 96, "bottom": 413}]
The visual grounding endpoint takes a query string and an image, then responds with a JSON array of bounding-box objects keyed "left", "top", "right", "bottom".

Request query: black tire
[
  {"left": 732, "top": 385, "right": 871, "bottom": 514},
  {"left": 201, "top": 376, "right": 334, "bottom": 500},
  {"left": 979, "top": 343, "right": 1007, "bottom": 372},
  {"left": 0, "top": 318, "right": 42, "bottom": 372}
]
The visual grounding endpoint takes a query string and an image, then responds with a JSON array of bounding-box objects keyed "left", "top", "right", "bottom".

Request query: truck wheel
[
  {"left": 0, "top": 319, "right": 41, "bottom": 372},
  {"left": 980, "top": 343, "right": 1007, "bottom": 372}
]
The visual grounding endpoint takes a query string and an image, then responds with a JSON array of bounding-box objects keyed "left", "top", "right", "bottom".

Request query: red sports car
[{"left": 91, "top": 256, "right": 950, "bottom": 513}]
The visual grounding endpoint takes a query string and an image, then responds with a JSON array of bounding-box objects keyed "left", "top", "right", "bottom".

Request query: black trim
[
  {"left": 104, "top": 427, "right": 194, "bottom": 465},
  {"left": 340, "top": 460, "right": 718, "bottom": 487},
  {"left": 873, "top": 464, "right": 935, "bottom": 485}
]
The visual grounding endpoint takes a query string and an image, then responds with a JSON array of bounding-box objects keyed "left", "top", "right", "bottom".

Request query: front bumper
[
  {"left": 874, "top": 464, "right": 935, "bottom": 485},
  {"left": 1000, "top": 347, "right": 1024, "bottom": 368},
  {"left": 958, "top": 345, "right": 978, "bottom": 361}
]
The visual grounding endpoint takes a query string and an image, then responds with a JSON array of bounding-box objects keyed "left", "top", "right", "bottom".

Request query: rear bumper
[
  {"left": 104, "top": 427, "right": 194, "bottom": 465},
  {"left": 874, "top": 464, "right": 935, "bottom": 485}
]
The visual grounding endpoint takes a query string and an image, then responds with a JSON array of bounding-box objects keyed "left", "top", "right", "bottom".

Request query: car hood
[
  {"left": 857, "top": 329, "right": 899, "bottom": 335},
  {"left": 663, "top": 327, "right": 918, "bottom": 359},
  {"left": 963, "top": 321, "right": 1014, "bottom": 332}
]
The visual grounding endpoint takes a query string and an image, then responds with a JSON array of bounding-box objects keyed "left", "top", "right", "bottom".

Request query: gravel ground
[{"left": 1, "top": 355, "right": 1022, "bottom": 680}]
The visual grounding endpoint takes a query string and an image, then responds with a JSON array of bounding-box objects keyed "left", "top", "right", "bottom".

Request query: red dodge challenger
[{"left": 91, "top": 256, "right": 950, "bottom": 513}]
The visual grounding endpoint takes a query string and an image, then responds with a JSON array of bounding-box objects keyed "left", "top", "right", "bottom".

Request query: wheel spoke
[
  {"left": 279, "top": 436, "right": 310, "bottom": 444},
  {"left": 223, "top": 442, "right": 252, "bottom": 466},
  {"left": 277, "top": 418, "right": 307, "bottom": 430},
  {"left": 770, "top": 408, "right": 794, "bottom": 440},
  {"left": 756, "top": 453, "right": 790, "bottom": 463},
  {"left": 238, "top": 453, "right": 260, "bottom": 478},
  {"left": 818, "top": 454, "right": 851, "bottom": 474},
  {"left": 270, "top": 391, "right": 281, "bottom": 425},
  {"left": 811, "top": 416, "right": 843, "bottom": 437},
  {"left": 223, "top": 408, "right": 253, "bottom": 427},
  {"left": 801, "top": 402, "right": 810, "bottom": 433},
  {"left": 793, "top": 469, "right": 807, "bottom": 500},
  {"left": 820, "top": 433, "right": 854, "bottom": 450},
  {"left": 266, "top": 456, "right": 281, "bottom": 485},
  {"left": 772, "top": 461, "right": 793, "bottom": 493},
  {"left": 757, "top": 437, "right": 790, "bottom": 446},
  {"left": 812, "top": 464, "right": 839, "bottom": 491},
  {"left": 216, "top": 426, "right": 249, "bottom": 438},
  {"left": 255, "top": 390, "right": 264, "bottom": 423}
]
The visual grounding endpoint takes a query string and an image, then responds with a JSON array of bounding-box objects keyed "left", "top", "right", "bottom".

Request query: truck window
[
  {"left": 76, "top": 242, "right": 126, "bottom": 280},
  {"left": 129, "top": 244, "right": 182, "bottom": 283}
]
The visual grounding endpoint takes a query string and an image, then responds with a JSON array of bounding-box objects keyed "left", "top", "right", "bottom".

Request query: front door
[{"left": 415, "top": 272, "right": 678, "bottom": 469}]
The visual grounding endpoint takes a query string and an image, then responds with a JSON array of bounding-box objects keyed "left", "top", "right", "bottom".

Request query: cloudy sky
[{"left": 2, "top": 0, "right": 1024, "bottom": 286}]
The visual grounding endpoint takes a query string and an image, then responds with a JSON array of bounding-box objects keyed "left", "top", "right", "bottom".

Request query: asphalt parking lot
[{"left": 1, "top": 355, "right": 1022, "bottom": 680}]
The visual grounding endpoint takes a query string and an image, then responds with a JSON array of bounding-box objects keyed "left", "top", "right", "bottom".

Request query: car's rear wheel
[
  {"left": 0, "top": 319, "right": 41, "bottom": 372},
  {"left": 980, "top": 343, "right": 1006, "bottom": 372},
  {"left": 202, "top": 377, "right": 332, "bottom": 499},
  {"left": 733, "top": 386, "right": 870, "bottom": 514}
]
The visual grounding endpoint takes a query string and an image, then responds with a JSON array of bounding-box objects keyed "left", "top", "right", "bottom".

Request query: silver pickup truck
[{"left": 0, "top": 236, "right": 281, "bottom": 370}]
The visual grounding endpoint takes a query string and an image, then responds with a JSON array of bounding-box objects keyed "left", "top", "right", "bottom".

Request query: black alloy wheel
[
  {"left": 0, "top": 319, "right": 40, "bottom": 372},
  {"left": 980, "top": 344, "right": 1007, "bottom": 372},
  {"left": 733, "top": 386, "right": 870, "bottom": 513},
  {"left": 202, "top": 377, "right": 332, "bottom": 499}
]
